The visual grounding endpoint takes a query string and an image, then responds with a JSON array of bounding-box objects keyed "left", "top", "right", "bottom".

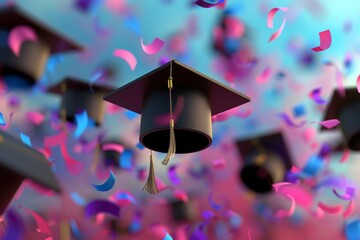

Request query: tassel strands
[
  {"left": 142, "top": 151, "right": 159, "bottom": 194},
  {"left": 162, "top": 61, "right": 176, "bottom": 166}
]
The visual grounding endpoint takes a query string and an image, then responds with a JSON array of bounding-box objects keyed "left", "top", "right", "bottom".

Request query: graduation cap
[
  {"left": 170, "top": 200, "right": 195, "bottom": 223},
  {"left": 47, "top": 77, "right": 114, "bottom": 126},
  {"left": 0, "top": 130, "right": 61, "bottom": 215},
  {"left": 101, "top": 140, "right": 134, "bottom": 170},
  {"left": 0, "top": 4, "right": 83, "bottom": 88},
  {"left": 321, "top": 87, "right": 360, "bottom": 150},
  {"left": 104, "top": 59, "right": 250, "bottom": 194},
  {"left": 236, "top": 132, "right": 292, "bottom": 194}
]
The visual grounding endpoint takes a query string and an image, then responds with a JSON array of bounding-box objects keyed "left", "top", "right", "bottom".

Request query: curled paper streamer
[
  {"left": 277, "top": 184, "right": 313, "bottom": 209},
  {"left": 194, "top": 0, "right": 224, "bottom": 8},
  {"left": 312, "top": 30, "right": 331, "bottom": 52},
  {"left": 319, "top": 119, "right": 340, "bottom": 129},
  {"left": 113, "top": 49, "right": 137, "bottom": 70},
  {"left": 168, "top": 165, "right": 181, "bottom": 185},
  {"left": 267, "top": 7, "right": 289, "bottom": 42},
  {"left": 333, "top": 187, "right": 355, "bottom": 200},
  {"left": 85, "top": 199, "right": 120, "bottom": 219},
  {"left": 317, "top": 202, "right": 343, "bottom": 214},
  {"left": 91, "top": 169, "right": 116, "bottom": 192},
  {"left": 8, "top": 25, "right": 38, "bottom": 56},
  {"left": 20, "top": 133, "right": 32, "bottom": 147},
  {"left": 275, "top": 112, "right": 306, "bottom": 128},
  {"left": 309, "top": 88, "right": 327, "bottom": 104},
  {"left": 275, "top": 194, "right": 296, "bottom": 218},
  {"left": 343, "top": 200, "right": 355, "bottom": 218},
  {"left": 102, "top": 143, "right": 124, "bottom": 153},
  {"left": 74, "top": 110, "right": 88, "bottom": 138},
  {"left": 26, "top": 111, "right": 45, "bottom": 125},
  {"left": 141, "top": 37, "right": 165, "bottom": 54}
]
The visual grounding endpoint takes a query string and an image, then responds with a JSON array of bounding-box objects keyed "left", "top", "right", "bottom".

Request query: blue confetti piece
[
  {"left": 70, "top": 220, "right": 83, "bottom": 238},
  {"left": 292, "top": 104, "right": 306, "bottom": 118},
  {"left": 346, "top": 219, "right": 360, "bottom": 240},
  {"left": 0, "top": 112, "right": 6, "bottom": 126},
  {"left": 297, "top": 155, "right": 325, "bottom": 178},
  {"left": 20, "top": 133, "right": 32, "bottom": 147},
  {"left": 163, "top": 233, "right": 173, "bottom": 240},
  {"left": 91, "top": 169, "right": 116, "bottom": 192},
  {"left": 119, "top": 149, "right": 133, "bottom": 169},
  {"left": 74, "top": 110, "right": 89, "bottom": 138},
  {"left": 125, "top": 110, "right": 138, "bottom": 120},
  {"left": 124, "top": 15, "right": 142, "bottom": 35},
  {"left": 70, "top": 192, "right": 86, "bottom": 206},
  {"left": 136, "top": 142, "right": 145, "bottom": 150}
]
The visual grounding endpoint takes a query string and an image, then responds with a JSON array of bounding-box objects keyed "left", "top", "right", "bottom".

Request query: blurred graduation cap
[
  {"left": 0, "top": 130, "right": 61, "bottom": 215},
  {"left": 236, "top": 132, "right": 292, "bottom": 194},
  {"left": 47, "top": 77, "right": 114, "bottom": 126},
  {"left": 101, "top": 140, "right": 134, "bottom": 170},
  {"left": 104, "top": 59, "right": 250, "bottom": 194},
  {"left": 170, "top": 200, "right": 195, "bottom": 223},
  {"left": 321, "top": 87, "right": 360, "bottom": 150},
  {"left": 0, "top": 4, "right": 83, "bottom": 88}
]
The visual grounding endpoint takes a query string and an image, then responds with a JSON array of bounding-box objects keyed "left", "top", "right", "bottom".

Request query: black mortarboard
[
  {"left": 47, "top": 77, "right": 114, "bottom": 126},
  {"left": 321, "top": 87, "right": 360, "bottom": 150},
  {"left": 0, "top": 4, "right": 83, "bottom": 87},
  {"left": 170, "top": 200, "right": 195, "bottom": 223},
  {"left": 0, "top": 130, "right": 61, "bottom": 214},
  {"left": 104, "top": 59, "right": 250, "bottom": 194},
  {"left": 236, "top": 132, "right": 292, "bottom": 194},
  {"left": 101, "top": 140, "right": 134, "bottom": 170}
]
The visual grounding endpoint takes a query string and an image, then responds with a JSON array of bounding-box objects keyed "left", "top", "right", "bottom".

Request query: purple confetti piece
[
  {"left": 168, "top": 165, "right": 181, "bottom": 185},
  {"left": 309, "top": 88, "right": 327, "bottom": 105},
  {"left": 84, "top": 199, "right": 120, "bottom": 219},
  {"left": 194, "top": 0, "right": 224, "bottom": 8},
  {"left": 3, "top": 208, "right": 25, "bottom": 240},
  {"left": 208, "top": 192, "right": 223, "bottom": 211},
  {"left": 275, "top": 112, "right": 307, "bottom": 128},
  {"left": 318, "top": 119, "right": 340, "bottom": 129},
  {"left": 333, "top": 187, "right": 355, "bottom": 201}
]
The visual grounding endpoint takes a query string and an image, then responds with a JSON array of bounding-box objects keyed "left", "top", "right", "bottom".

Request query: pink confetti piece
[
  {"left": 340, "top": 149, "right": 350, "bottom": 163},
  {"left": 325, "top": 61, "right": 346, "bottom": 97},
  {"left": 319, "top": 119, "right": 340, "bottom": 129},
  {"left": 156, "top": 95, "right": 185, "bottom": 125},
  {"left": 309, "top": 88, "right": 327, "bottom": 105},
  {"left": 317, "top": 202, "right": 343, "bottom": 214},
  {"left": 102, "top": 143, "right": 124, "bottom": 153},
  {"left": 212, "top": 158, "right": 225, "bottom": 169},
  {"left": 60, "top": 143, "right": 83, "bottom": 175},
  {"left": 113, "top": 49, "right": 137, "bottom": 70},
  {"left": 248, "top": 226, "right": 251, "bottom": 240},
  {"left": 275, "top": 112, "right": 307, "bottom": 128},
  {"left": 267, "top": 7, "right": 289, "bottom": 28},
  {"left": 26, "top": 111, "right": 45, "bottom": 125},
  {"left": 141, "top": 37, "right": 165, "bottom": 55},
  {"left": 275, "top": 194, "right": 296, "bottom": 218},
  {"left": 8, "top": 26, "right": 38, "bottom": 56},
  {"left": 277, "top": 184, "right": 313, "bottom": 209},
  {"left": 26, "top": 208, "right": 52, "bottom": 235},
  {"left": 343, "top": 200, "right": 355, "bottom": 218},
  {"left": 174, "top": 189, "right": 188, "bottom": 202},
  {"left": 333, "top": 187, "right": 355, "bottom": 201},
  {"left": 357, "top": 75, "right": 360, "bottom": 93},
  {"left": 273, "top": 182, "right": 291, "bottom": 192},
  {"left": 256, "top": 66, "right": 272, "bottom": 83},
  {"left": 194, "top": 0, "right": 224, "bottom": 8},
  {"left": 269, "top": 18, "right": 286, "bottom": 42},
  {"left": 312, "top": 30, "right": 331, "bottom": 52}
]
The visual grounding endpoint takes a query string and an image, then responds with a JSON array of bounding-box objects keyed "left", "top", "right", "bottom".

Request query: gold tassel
[
  {"left": 142, "top": 151, "right": 159, "bottom": 194},
  {"left": 162, "top": 119, "right": 176, "bottom": 166}
]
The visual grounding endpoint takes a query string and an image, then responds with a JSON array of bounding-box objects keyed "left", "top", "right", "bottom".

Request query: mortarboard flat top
[
  {"left": 104, "top": 59, "right": 250, "bottom": 116},
  {"left": 236, "top": 132, "right": 292, "bottom": 170},
  {"left": 47, "top": 77, "right": 115, "bottom": 93},
  {"left": 0, "top": 4, "right": 83, "bottom": 53},
  {"left": 321, "top": 88, "right": 358, "bottom": 131},
  {"left": 0, "top": 130, "right": 60, "bottom": 192}
]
